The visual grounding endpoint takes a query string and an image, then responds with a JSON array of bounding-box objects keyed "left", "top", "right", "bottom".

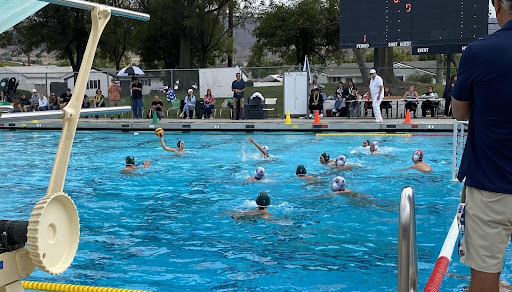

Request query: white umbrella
[{"left": 117, "top": 65, "right": 145, "bottom": 77}]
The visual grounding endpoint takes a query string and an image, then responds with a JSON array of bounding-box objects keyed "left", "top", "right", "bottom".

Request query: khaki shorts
[
  {"left": 460, "top": 185, "right": 512, "bottom": 273},
  {"left": 109, "top": 100, "right": 121, "bottom": 106},
  {"left": 233, "top": 97, "right": 244, "bottom": 108}
]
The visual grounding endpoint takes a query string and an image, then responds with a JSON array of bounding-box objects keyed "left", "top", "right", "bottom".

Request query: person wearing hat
[
  {"left": 369, "top": 141, "right": 380, "bottom": 154},
  {"left": 308, "top": 87, "right": 324, "bottom": 119},
  {"left": 295, "top": 165, "right": 319, "bottom": 184},
  {"left": 59, "top": 88, "right": 72, "bottom": 109},
  {"left": 408, "top": 150, "right": 432, "bottom": 172},
  {"left": 246, "top": 167, "right": 266, "bottom": 182},
  {"left": 158, "top": 135, "right": 187, "bottom": 154},
  {"left": 123, "top": 155, "right": 150, "bottom": 172},
  {"left": 334, "top": 155, "right": 353, "bottom": 171},
  {"left": 231, "top": 191, "right": 272, "bottom": 220},
  {"left": 129, "top": 77, "right": 143, "bottom": 119},
  {"left": 362, "top": 140, "right": 371, "bottom": 148},
  {"left": 248, "top": 136, "right": 270, "bottom": 158},
  {"left": 368, "top": 69, "right": 384, "bottom": 123},
  {"left": 30, "top": 89, "right": 39, "bottom": 111},
  {"left": 180, "top": 89, "right": 196, "bottom": 119},
  {"left": 319, "top": 152, "right": 335, "bottom": 166}
]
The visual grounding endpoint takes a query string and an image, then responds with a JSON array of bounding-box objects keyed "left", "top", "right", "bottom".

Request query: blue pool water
[{"left": 2, "top": 130, "right": 512, "bottom": 291}]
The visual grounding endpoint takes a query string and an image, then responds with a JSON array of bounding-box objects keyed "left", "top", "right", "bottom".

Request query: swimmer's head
[
  {"left": 296, "top": 165, "right": 307, "bottom": 176},
  {"left": 255, "top": 191, "right": 270, "bottom": 207},
  {"left": 125, "top": 155, "right": 135, "bottom": 166},
  {"left": 254, "top": 167, "right": 266, "bottom": 180},
  {"left": 319, "top": 152, "right": 330, "bottom": 164},
  {"left": 331, "top": 176, "right": 346, "bottom": 192},
  {"left": 412, "top": 149, "right": 424, "bottom": 162},
  {"left": 370, "top": 141, "right": 379, "bottom": 152},
  {"left": 177, "top": 140, "right": 185, "bottom": 149},
  {"left": 262, "top": 146, "right": 269, "bottom": 155},
  {"left": 335, "top": 155, "right": 347, "bottom": 167},
  {"left": 363, "top": 140, "right": 371, "bottom": 147}
]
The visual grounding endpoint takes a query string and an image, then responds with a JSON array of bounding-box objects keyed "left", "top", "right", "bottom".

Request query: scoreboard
[{"left": 339, "top": 0, "right": 489, "bottom": 54}]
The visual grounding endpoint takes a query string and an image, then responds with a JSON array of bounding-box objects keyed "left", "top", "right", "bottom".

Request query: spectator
[
  {"left": 368, "top": 69, "right": 384, "bottom": 123},
  {"left": 108, "top": 78, "right": 122, "bottom": 119},
  {"left": 348, "top": 87, "right": 362, "bottom": 117},
  {"left": 451, "top": 1, "right": 512, "bottom": 289},
  {"left": 59, "top": 88, "right": 72, "bottom": 109},
  {"left": 421, "top": 86, "right": 439, "bottom": 118},
  {"left": 82, "top": 95, "right": 90, "bottom": 108},
  {"left": 30, "top": 89, "right": 39, "bottom": 111},
  {"left": 129, "top": 77, "right": 143, "bottom": 119},
  {"left": 332, "top": 82, "right": 346, "bottom": 117},
  {"left": 231, "top": 72, "right": 246, "bottom": 120},
  {"left": 48, "top": 92, "right": 59, "bottom": 110},
  {"left": 93, "top": 88, "right": 105, "bottom": 119},
  {"left": 381, "top": 85, "right": 393, "bottom": 118},
  {"left": 402, "top": 85, "right": 419, "bottom": 118},
  {"left": 148, "top": 95, "right": 164, "bottom": 120},
  {"left": 308, "top": 88, "right": 323, "bottom": 119},
  {"left": 37, "top": 93, "right": 49, "bottom": 111},
  {"left": 443, "top": 75, "right": 457, "bottom": 117},
  {"left": 19, "top": 94, "right": 31, "bottom": 112},
  {"left": 202, "top": 88, "right": 215, "bottom": 120},
  {"left": 180, "top": 89, "right": 196, "bottom": 119}
]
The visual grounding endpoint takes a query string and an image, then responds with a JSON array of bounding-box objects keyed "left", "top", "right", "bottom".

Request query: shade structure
[{"left": 117, "top": 65, "right": 145, "bottom": 76}]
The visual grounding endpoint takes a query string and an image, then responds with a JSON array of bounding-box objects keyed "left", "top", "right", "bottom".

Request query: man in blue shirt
[
  {"left": 231, "top": 72, "right": 246, "bottom": 120},
  {"left": 452, "top": 1, "right": 512, "bottom": 290}
]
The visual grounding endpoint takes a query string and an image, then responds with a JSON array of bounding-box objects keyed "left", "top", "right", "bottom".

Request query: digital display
[{"left": 339, "top": 0, "right": 488, "bottom": 54}]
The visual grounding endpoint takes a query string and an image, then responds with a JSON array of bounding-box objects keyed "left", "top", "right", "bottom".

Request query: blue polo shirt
[
  {"left": 232, "top": 79, "right": 245, "bottom": 98},
  {"left": 452, "top": 19, "right": 512, "bottom": 194}
]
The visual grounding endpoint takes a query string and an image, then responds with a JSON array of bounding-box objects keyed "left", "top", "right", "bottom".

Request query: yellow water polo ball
[{"left": 155, "top": 128, "right": 164, "bottom": 137}]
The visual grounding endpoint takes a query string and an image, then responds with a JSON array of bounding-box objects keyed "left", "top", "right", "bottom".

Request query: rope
[
  {"left": 22, "top": 281, "right": 152, "bottom": 292},
  {"left": 424, "top": 215, "right": 459, "bottom": 292},
  {"left": 316, "top": 133, "right": 412, "bottom": 136}
]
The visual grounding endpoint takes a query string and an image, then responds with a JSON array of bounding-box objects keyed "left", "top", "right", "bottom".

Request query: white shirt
[
  {"left": 369, "top": 75, "right": 384, "bottom": 100},
  {"left": 38, "top": 96, "right": 48, "bottom": 107}
]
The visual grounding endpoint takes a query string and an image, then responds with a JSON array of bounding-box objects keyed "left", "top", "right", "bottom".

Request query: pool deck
[{"left": 0, "top": 116, "right": 458, "bottom": 132}]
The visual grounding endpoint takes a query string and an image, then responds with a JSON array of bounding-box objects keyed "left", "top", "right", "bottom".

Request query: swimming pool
[{"left": 2, "top": 130, "right": 511, "bottom": 291}]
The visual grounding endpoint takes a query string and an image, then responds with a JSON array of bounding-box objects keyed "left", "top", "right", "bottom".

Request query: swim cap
[
  {"left": 364, "top": 140, "right": 371, "bottom": 146},
  {"left": 335, "top": 155, "right": 347, "bottom": 166},
  {"left": 296, "top": 165, "right": 307, "bottom": 175},
  {"left": 412, "top": 150, "right": 424, "bottom": 162},
  {"left": 262, "top": 145, "right": 269, "bottom": 154},
  {"left": 320, "top": 152, "right": 330, "bottom": 163},
  {"left": 125, "top": 155, "right": 135, "bottom": 165},
  {"left": 370, "top": 141, "right": 379, "bottom": 150},
  {"left": 177, "top": 140, "right": 183, "bottom": 148},
  {"left": 255, "top": 191, "right": 270, "bottom": 206},
  {"left": 255, "top": 167, "right": 266, "bottom": 180},
  {"left": 331, "top": 176, "right": 346, "bottom": 191}
]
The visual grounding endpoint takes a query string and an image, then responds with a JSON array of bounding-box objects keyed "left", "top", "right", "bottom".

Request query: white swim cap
[
  {"left": 255, "top": 167, "right": 266, "bottom": 180},
  {"left": 335, "top": 155, "right": 347, "bottom": 166},
  {"left": 331, "top": 176, "right": 346, "bottom": 191},
  {"left": 412, "top": 150, "right": 424, "bottom": 162},
  {"left": 262, "top": 146, "right": 269, "bottom": 154},
  {"left": 370, "top": 141, "right": 379, "bottom": 150}
]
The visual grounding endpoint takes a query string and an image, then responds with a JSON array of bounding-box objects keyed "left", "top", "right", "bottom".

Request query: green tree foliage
[{"left": 252, "top": 0, "right": 342, "bottom": 65}]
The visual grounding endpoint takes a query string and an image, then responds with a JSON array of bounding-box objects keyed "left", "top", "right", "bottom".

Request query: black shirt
[
  {"left": 131, "top": 82, "right": 143, "bottom": 99},
  {"left": 152, "top": 100, "right": 163, "bottom": 111},
  {"left": 20, "top": 97, "right": 30, "bottom": 106},
  {"left": 60, "top": 92, "right": 72, "bottom": 103}
]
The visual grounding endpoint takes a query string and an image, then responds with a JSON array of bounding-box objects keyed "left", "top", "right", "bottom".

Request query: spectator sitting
[
  {"left": 38, "top": 93, "right": 49, "bottom": 111},
  {"left": 48, "top": 92, "right": 59, "bottom": 110},
  {"left": 420, "top": 86, "right": 439, "bottom": 118},
  {"left": 202, "top": 89, "right": 215, "bottom": 120},
  {"left": 60, "top": 88, "right": 72, "bottom": 109},
  {"left": 380, "top": 85, "right": 393, "bottom": 117},
  {"left": 148, "top": 95, "right": 164, "bottom": 120},
  {"left": 332, "top": 81, "right": 345, "bottom": 116},
  {"left": 402, "top": 85, "right": 419, "bottom": 118},
  {"left": 0, "top": 92, "right": 5, "bottom": 102},
  {"left": 308, "top": 88, "right": 324, "bottom": 119},
  {"left": 348, "top": 88, "right": 362, "bottom": 117},
  {"left": 180, "top": 89, "right": 196, "bottom": 119},
  {"left": 19, "top": 94, "right": 31, "bottom": 112},
  {"left": 30, "top": 89, "right": 39, "bottom": 111},
  {"left": 93, "top": 89, "right": 105, "bottom": 119}
]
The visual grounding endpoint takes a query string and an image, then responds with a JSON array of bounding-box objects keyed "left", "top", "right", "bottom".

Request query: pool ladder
[{"left": 398, "top": 186, "right": 418, "bottom": 292}]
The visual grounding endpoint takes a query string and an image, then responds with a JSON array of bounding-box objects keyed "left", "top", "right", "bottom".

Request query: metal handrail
[
  {"left": 451, "top": 120, "right": 469, "bottom": 181},
  {"left": 398, "top": 186, "right": 418, "bottom": 292}
]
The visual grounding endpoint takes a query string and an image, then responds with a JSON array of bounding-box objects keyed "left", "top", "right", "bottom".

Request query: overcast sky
[{"left": 489, "top": 2, "right": 496, "bottom": 18}]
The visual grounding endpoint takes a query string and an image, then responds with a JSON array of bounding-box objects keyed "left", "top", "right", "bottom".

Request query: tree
[
  {"left": 0, "top": 6, "right": 90, "bottom": 72},
  {"left": 252, "top": 0, "right": 342, "bottom": 65},
  {"left": 377, "top": 47, "right": 399, "bottom": 84}
]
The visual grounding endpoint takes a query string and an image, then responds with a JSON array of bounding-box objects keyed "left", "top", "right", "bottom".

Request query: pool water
[{"left": 2, "top": 130, "right": 511, "bottom": 291}]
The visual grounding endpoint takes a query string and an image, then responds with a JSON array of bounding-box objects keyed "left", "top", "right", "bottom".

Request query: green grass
[{"left": 136, "top": 81, "right": 446, "bottom": 119}]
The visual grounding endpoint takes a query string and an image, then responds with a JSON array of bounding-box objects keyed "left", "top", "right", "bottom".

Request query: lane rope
[{"left": 22, "top": 281, "right": 152, "bottom": 292}]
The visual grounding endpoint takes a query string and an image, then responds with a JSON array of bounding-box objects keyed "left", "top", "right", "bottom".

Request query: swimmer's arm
[
  {"left": 143, "top": 159, "right": 151, "bottom": 168},
  {"left": 248, "top": 136, "right": 269, "bottom": 158},
  {"left": 160, "top": 136, "right": 176, "bottom": 152}
]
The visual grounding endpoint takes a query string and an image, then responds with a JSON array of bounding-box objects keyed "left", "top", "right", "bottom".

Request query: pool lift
[{"left": 0, "top": 1, "right": 149, "bottom": 291}]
